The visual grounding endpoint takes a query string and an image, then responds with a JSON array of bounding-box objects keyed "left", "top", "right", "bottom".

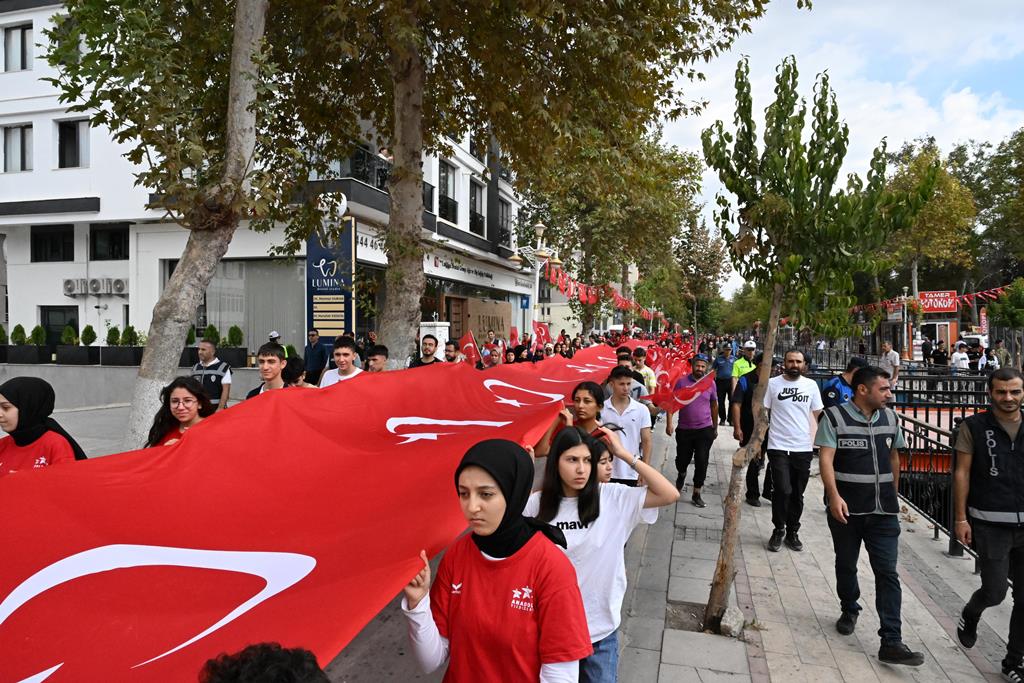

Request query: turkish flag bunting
[
  {"left": 0, "top": 345, "right": 643, "bottom": 680},
  {"left": 459, "top": 331, "right": 481, "bottom": 366}
]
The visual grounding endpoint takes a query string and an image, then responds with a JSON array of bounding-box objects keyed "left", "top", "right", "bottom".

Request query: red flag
[
  {"left": 532, "top": 320, "right": 552, "bottom": 346},
  {"left": 510, "top": 326, "right": 520, "bottom": 348},
  {"left": 459, "top": 331, "right": 481, "bottom": 366},
  {"left": 0, "top": 349, "right": 620, "bottom": 680}
]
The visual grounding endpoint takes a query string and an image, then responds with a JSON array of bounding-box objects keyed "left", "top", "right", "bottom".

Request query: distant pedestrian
[
  {"left": 763, "top": 350, "right": 823, "bottom": 552},
  {"left": 994, "top": 339, "right": 1012, "bottom": 370},
  {"left": 319, "top": 336, "right": 364, "bottom": 387},
  {"left": 931, "top": 340, "right": 949, "bottom": 367},
  {"left": 732, "top": 340, "right": 757, "bottom": 394},
  {"left": 303, "top": 329, "right": 331, "bottom": 386},
  {"left": 267, "top": 330, "right": 288, "bottom": 357},
  {"left": 878, "top": 341, "right": 900, "bottom": 386},
  {"left": 409, "top": 335, "right": 441, "bottom": 368},
  {"left": 822, "top": 356, "right": 869, "bottom": 409},
  {"left": 191, "top": 338, "right": 231, "bottom": 410},
  {"left": 246, "top": 342, "right": 290, "bottom": 398},
  {"left": 733, "top": 354, "right": 769, "bottom": 506},
  {"left": 0, "top": 377, "right": 87, "bottom": 476},
  {"left": 712, "top": 344, "right": 735, "bottom": 425},
  {"left": 953, "top": 368, "right": 1024, "bottom": 681},
  {"left": 921, "top": 337, "right": 933, "bottom": 367},
  {"left": 817, "top": 366, "right": 923, "bottom": 667},
  {"left": 979, "top": 347, "right": 1000, "bottom": 373},
  {"left": 858, "top": 340, "right": 867, "bottom": 356},
  {"left": 366, "top": 344, "right": 390, "bottom": 372},
  {"left": 145, "top": 376, "right": 215, "bottom": 447},
  {"left": 664, "top": 355, "right": 718, "bottom": 507}
]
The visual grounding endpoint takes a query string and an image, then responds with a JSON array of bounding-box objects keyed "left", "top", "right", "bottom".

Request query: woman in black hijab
[
  {"left": 0, "top": 377, "right": 86, "bottom": 477},
  {"left": 400, "top": 439, "right": 593, "bottom": 681}
]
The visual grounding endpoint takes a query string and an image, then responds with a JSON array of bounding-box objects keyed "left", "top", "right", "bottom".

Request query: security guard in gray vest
[
  {"left": 954, "top": 367, "right": 1024, "bottom": 681},
  {"left": 191, "top": 339, "right": 232, "bottom": 410},
  {"left": 817, "top": 366, "right": 924, "bottom": 667}
]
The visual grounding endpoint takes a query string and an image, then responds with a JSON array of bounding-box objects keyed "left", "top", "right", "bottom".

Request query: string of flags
[
  {"left": 850, "top": 285, "right": 1008, "bottom": 314},
  {"left": 543, "top": 260, "right": 663, "bottom": 321}
]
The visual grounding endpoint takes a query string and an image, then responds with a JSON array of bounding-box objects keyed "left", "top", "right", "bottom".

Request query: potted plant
[
  {"left": 202, "top": 324, "right": 221, "bottom": 347},
  {"left": 56, "top": 325, "right": 91, "bottom": 365},
  {"left": 10, "top": 325, "right": 53, "bottom": 364},
  {"left": 102, "top": 324, "right": 133, "bottom": 366},
  {"left": 219, "top": 325, "right": 248, "bottom": 368},
  {"left": 0, "top": 324, "right": 8, "bottom": 363},
  {"left": 80, "top": 324, "right": 101, "bottom": 364},
  {"left": 179, "top": 326, "right": 199, "bottom": 367}
]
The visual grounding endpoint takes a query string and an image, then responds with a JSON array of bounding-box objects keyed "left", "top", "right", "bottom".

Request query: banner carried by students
[{"left": 0, "top": 346, "right": 622, "bottom": 681}]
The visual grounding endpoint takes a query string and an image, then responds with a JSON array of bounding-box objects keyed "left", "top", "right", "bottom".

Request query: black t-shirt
[
  {"left": 932, "top": 349, "right": 949, "bottom": 366},
  {"left": 409, "top": 356, "right": 441, "bottom": 368}
]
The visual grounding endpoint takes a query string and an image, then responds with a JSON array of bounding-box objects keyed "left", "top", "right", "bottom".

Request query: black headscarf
[
  {"left": 0, "top": 377, "right": 88, "bottom": 460},
  {"left": 455, "top": 439, "right": 566, "bottom": 558}
]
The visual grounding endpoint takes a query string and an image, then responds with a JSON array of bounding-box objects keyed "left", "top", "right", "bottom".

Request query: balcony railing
[
  {"left": 497, "top": 221, "right": 513, "bottom": 247},
  {"left": 439, "top": 196, "right": 458, "bottom": 224},
  {"left": 334, "top": 147, "right": 435, "bottom": 212},
  {"left": 422, "top": 182, "right": 435, "bottom": 213},
  {"left": 469, "top": 210, "right": 486, "bottom": 236}
]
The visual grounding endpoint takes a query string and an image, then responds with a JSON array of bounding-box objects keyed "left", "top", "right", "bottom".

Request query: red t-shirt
[
  {"left": 0, "top": 431, "right": 75, "bottom": 477},
  {"left": 430, "top": 533, "right": 592, "bottom": 681}
]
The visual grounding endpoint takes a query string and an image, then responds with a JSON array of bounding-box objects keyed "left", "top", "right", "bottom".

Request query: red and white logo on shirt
[{"left": 510, "top": 585, "right": 534, "bottom": 612}]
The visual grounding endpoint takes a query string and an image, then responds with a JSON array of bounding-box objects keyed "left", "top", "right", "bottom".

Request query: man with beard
[
  {"left": 817, "top": 366, "right": 923, "bottom": 667},
  {"left": 954, "top": 368, "right": 1024, "bottom": 681},
  {"left": 443, "top": 340, "right": 460, "bottom": 363},
  {"left": 664, "top": 355, "right": 718, "bottom": 508},
  {"left": 763, "top": 349, "right": 823, "bottom": 552},
  {"left": 408, "top": 335, "right": 441, "bottom": 368}
]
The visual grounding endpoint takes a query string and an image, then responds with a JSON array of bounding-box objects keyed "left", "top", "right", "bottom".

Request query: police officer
[
  {"left": 821, "top": 356, "right": 868, "bottom": 409},
  {"left": 954, "top": 368, "right": 1024, "bottom": 681},
  {"left": 817, "top": 366, "right": 924, "bottom": 667},
  {"left": 191, "top": 338, "right": 231, "bottom": 410}
]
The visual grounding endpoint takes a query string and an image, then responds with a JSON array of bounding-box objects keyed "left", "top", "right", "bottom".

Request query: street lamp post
[
  {"left": 509, "top": 222, "right": 552, "bottom": 334},
  {"left": 902, "top": 285, "right": 912, "bottom": 361}
]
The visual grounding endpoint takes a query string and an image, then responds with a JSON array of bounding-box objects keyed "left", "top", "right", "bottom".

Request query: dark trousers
[
  {"left": 828, "top": 513, "right": 902, "bottom": 645},
  {"left": 675, "top": 426, "right": 716, "bottom": 489},
  {"left": 745, "top": 452, "right": 773, "bottom": 501},
  {"left": 766, "top": 450, "right": 812, "bottom": 532},
  {"left": 715, "top": 378, "right": 732, "bottom": 424},
  {"left": 965, "top": 522, "right": 1024, "bottom": 662}
]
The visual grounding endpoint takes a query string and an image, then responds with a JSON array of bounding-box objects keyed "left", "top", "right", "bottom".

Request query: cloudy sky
[{"left": 662, "top": 0, "right": 1024, "bottom": 296}]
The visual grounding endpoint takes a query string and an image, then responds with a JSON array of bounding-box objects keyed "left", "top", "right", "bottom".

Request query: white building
[{"left": 0, "top": 0, "right": 533, "bottom": 353}]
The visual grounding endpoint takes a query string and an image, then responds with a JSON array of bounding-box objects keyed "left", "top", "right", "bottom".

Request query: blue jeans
[
  {"left": 827, "top": 513, "right": 902, "bottom": 644},
  {"left": 580, "top": 630, "right": 618, "bottom": 683}
]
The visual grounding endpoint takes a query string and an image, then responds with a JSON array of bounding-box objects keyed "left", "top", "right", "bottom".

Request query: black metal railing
[
  {"left": 439, "top": 195, "right": 458, "bottom": 223},
  {"left": 335, "top": 147, "right": 436, "bottom": 212},
  {"left": 422, "top": 181, "right": 435, "bottom": 213},
  {"left": 469, "top": 210, "right": 485, "bottom": 236}
]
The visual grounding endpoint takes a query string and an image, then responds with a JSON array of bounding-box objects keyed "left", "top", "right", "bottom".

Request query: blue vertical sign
[{"left": 306, "top": 216, "right": 356, "bottom": 338}]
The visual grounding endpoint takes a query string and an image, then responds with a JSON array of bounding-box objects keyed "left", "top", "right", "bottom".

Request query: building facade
[{"left": 0, "top": 0, "right": 532, "bottom": 354}]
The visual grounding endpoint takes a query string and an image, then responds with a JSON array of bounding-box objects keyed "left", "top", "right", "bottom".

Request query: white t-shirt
[
  {"left": 600, "top": 398, "right": 652, "bottom": 481},
  {"left": 951, "top": 351, "right": 970, "bottom": 371},
  {"left": 524, "top": 483, "right": 649, "bottom": 642},
  {"left": 763, "top": 375, "right": 823, "bottom": 452},
  {"left": 879, "top": 350, "right": 900, "bottom": 378},
  {"left": 318, "top": 367, "right": 364, "bottom": 387}
]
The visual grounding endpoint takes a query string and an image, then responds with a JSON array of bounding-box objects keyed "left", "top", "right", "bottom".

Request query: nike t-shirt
[
  {"left": 524, "top": 483, "right": 650, "bottom": 642},
  {"left": 763, "top": 375, "right": 823, "bottom": 452},
  {"left": 430, "top": 533, "right": 592, "bottom": 681}
]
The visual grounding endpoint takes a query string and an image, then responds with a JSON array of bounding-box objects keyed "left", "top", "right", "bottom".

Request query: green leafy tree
[
  {"left": 120, "top": 325, "right": 140, "bottom": 347},
  {"left": 988, "top": 278, "right": 1024, "bottom": 368},
  {"left": 60, "top": 325, "right": 78, "bottom": 345},
  {"left": 30, "top": 326, "right": 47, "bottom": 346},
  {"left": 186, "top": 326, "right": 196, "bottom": 346},
  {"left": 227, "top": 325, "right": 244, "bottom": 347},
  {"left": 677, "top": 219, "right": 731, "bottom": 336},
  {"left": 106, "top": 326, "right": 121, "bottom": 347},
  {"left": 700, "top": 56, "right": 935, "bottom": 630},
  {"left": 81, "top": 325, "right": 97, "bottom": 347},
  {"left": 0, "top": 325, "right": 8, "bottom": 345},
  {"left": 10, "top": 325, "right": 26, "bottom": 346}
]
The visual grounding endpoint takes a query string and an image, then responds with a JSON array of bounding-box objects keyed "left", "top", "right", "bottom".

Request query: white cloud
[{"left": 665, "top": 0, "right": 1024, "bottom": 297}]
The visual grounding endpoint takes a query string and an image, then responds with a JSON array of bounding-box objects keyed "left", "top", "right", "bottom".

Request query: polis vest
[
  {"left": 191, "top": 360, "right": 230, "bottom": 405},
  {"left": 965, "top": 410, "right": 1024, "bottom": 526},
  {"left": 823, "top": 403, "right": 901, "bottom": 515}
]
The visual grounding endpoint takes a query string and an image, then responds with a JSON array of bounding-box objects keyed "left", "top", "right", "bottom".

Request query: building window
[
  {"left": 3, "top": 24, "right": 31, "bottom": 72},
  {"left": 31, "top": 225, "right": 75, "bottom": 263},
  {"left": 58, "top": 120, "right": 89, "bottom": 169},
  {"left": 438, "top": 161, "right": 457, "bottom": 223},
  {"left": 3, "top": 125, "right": 32, "bottom": 172},
  {"left": 90, "top": 223, "right": 129, "bottom": 261},
  {"left": 469, "top": 182, "right": 485, "bottom": 236},
  {"left": 498, "top": 199, "right": 512, "bottom": 246}
]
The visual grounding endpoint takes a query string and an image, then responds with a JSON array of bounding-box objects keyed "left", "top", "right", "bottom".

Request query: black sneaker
[
  {"left": 785, "top": 532, "right": 803, "bottom": 552},
  {"left": 745, "top": 496, "right": 762, "bottom": 507},
  {"left": 1002, "top": 659, "right": 1024, "bottom": 682},
  {"left": 958, "top": 608, "right": 979, "bottom": 648},
  {"left": 836, "top": 611, "right": 858, "bottom": 635},
  {"left": 768, "top": 529, "right": 784, "bottom": 552},
  {"left": 692, "top": 493, "right": 707, "bottom": 508},
  {"left": 878, "top": 642, "right": 924, "bottom": 666},
  {"left": 675, "top": 476, "right": 684, "bottom": 491}
]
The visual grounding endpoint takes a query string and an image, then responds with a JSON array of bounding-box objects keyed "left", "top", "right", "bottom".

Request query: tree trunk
[
  {"left": 122, "top": 0, "right": 268, "bottom": 449},
  {"left": 378, "top": 4, "right": 426, "bottom": 369},
  {"left": 704, "top": 280, "right": 784, "bottom": 630}
]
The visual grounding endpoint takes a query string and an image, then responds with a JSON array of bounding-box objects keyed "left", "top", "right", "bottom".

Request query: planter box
[
  {"left": 179, "top": 347, "right": 200, "bottom": 368},
  {"left": 9, "top": 345, "right": 53, "bottom": 364},
  {"left": 101, "top": 346, "right": 144, "bottom": 366},
  {"left": 219, "top": 347, "right": 248, "bottom": 368},
  {"left": 0, "top": 346, "right": 7, "bottom": 363},
  {"left": 57, "top": 345, "right": 100, "bottom": 365}
]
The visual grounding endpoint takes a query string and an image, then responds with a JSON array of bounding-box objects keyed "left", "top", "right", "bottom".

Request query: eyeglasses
[{"left": 171, "top": 398, "right": 198, "bottom": 407}]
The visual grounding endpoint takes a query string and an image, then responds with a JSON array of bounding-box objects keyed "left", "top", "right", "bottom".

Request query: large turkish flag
[{"left": 0, "top": 346, "right": 619, "bottom": 681}]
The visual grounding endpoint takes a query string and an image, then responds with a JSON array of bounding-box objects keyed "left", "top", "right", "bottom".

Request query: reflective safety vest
[
  {"left": 191, "top": 360, "right": 230, "bottom": 405},
  {"left": 823, "top": 403, "right": 901, "bottom": 515},
  {"left": 965, "top": 410, "right": 1024, "bottom": 526}
]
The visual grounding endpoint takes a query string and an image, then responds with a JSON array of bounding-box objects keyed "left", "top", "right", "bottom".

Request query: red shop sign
[{"left": 919, "top": 290, "right": 959, "bottom": 313}]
